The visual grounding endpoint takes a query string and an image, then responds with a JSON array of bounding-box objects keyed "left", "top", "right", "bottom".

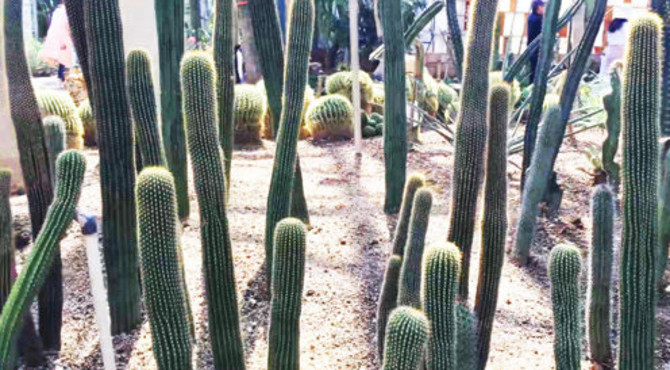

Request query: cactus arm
[
  {"left": 0, "top": 151, "right": 86, "bottom": 366},
  {"left": 376, "top": 255, "right": 402, "bottom": 361},
  {"left": 382, "top": 307, "right": 430, "bottom": 370},
  {"left": 447, "top": 0, "right": 499, "bottom": 299},
  {"left": 391, "top": 174, "right": 425, "bottom": 256},
  {"left": 214, "top": 0, "right": 235, "bottom": 185}
]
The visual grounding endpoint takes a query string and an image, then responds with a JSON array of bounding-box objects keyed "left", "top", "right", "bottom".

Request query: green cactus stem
[
  {"left": 444, "top": 0, "right": 463, "bottom": 77},
  {"left": 658, "top": 141, "right": 670, "bottom": 283},
  {"left": 391, "top": 174, "right": 425, "bottom": 256},
  {"left": 602, "top": 69, "right": 621, "bottom": 188},
  {"left": 36, "top": 90, "right": 84, "bottom": 150},
  {"left": 456, "top": 303, "right": 477, "bottom": 369},
  {"left": 43, "top": 116, "right": 66, "bottom": 189},
  {"left": 268, "top": 218, "right": 307, "bottom": 370},
  {"left": 214, "top": 0, "right": 235, "bottom": 184},
  {"left": 376, "top": 255, "right": 402, "bottom": 361},
  {"left": 64, "top": 0, "right": 93, "bottom": 104},
  {"left": 382, "top": 307, "right": 430, "bottom": 370}
]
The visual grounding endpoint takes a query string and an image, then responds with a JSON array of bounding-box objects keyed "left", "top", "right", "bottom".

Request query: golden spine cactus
[
  {"left": 77, "top": 99, "right": 96, "bottom": 147},
  {"left": 36, "top": 90, "right": 84, "bottom": 150},
  {"left": 325, "top": 70, "right": 374, "bottom": 107},
  {"left": 306, "top": 95, "right": 354, "bottom": 140},
  {"left": 234, "top": 84, "right": 267, "bottom": 145},
  {"left": 382, "top": 307, "right": 430, "bottom": 370}
]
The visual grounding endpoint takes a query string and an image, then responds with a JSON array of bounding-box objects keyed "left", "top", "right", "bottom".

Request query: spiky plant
[
  {"left": 36, "top": 90, "right": 84, "bottom": 150},
  {"left": 391, "top": 174, "right": 425, "bottom": 256},
  {"left": 234, "top": 84, "right": 266, "bottom": 145},
  {"left": 77, "top": 99, "right": 96, "bottom": 147},
  {"left": 43, "top": 116, "right": 66, "bottom": 190},
  {"left": 306, "top": 95, "right": 354, "bottom": 141},
  {"left": 214, "top": 0, "right": 235, "bottom": 184},
  {"left": 602, "top": 69, "right": 621, "bottom": 188},
  {"left": 382, "top": 307, "right": 430, "bottom": 370},
  {"left": 376, "top": 255, "right": 402, "bottom": 360}
]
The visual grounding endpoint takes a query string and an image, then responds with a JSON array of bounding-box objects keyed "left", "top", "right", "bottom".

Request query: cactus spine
[
  {"left": 155, "top": 0, "right": 189, "bottom": 220},
  {"left": 514, "top": 106, "right": 564, "bottom": 265},
  {"left": 127, "top": 49, "right": 166, "bottom": 170},
  {"left": 268, "top": 218, "right": 307, "bottom": 370},
  {"left": 376, "top": 255, "right": 402, "bottom": 360},
  {"left": 549, "top": 244, "right": 582, "bottom": 370},
  {"left": 0, "top": 170, "right": 11, "bottom": 307},
  {"left": 0, "top": 151, "right": 86, "bottom": 366},
  {"left": 602, "top": 69, "right": 621, "bottom": 187},
  {"left": 381, "top": 0, "right": 408, "bottom": 214},
  {"left": 587, "top": 185, "right": 614, "bottom": 367},
  {"left": 84, "top": 0, "right": 141, "bottom": 334},
  {"left": 474, "top": 85, "right": 509, "bottom": 369},
  {"left": 43, "top": 116, "right": 66, "bottom": 189},
  {"left": 382, "top": 307, "right": 430, "bottom": 370},
  {"left": 181, "top": 51, "right": 245, "bottom": 368},
  {"left": 397, "top": 189, "right": 432, "bottom": 308},
  {"left": 422, "top": 242, "right": 461, "bottom": 370},
  {"left": 214, "top": 0, "right": 235, "bottom": 184},
  {"left": 4, "top": 0, "right": 55, "bottom": 354},
  {"left": 447, "top": 0, "right": 499, "bottom": 299},
  {"left": 264, "top": 0, "right": 314, "bottom": 285},
  {"left": 136, "top": 167, "right": 192, "bottom": 369},
  {"left": 619, "top": 14, "right": 661, "bottom": 370},
  {"left": 392, "top": 174, "right": 425, "bottom": 256}
]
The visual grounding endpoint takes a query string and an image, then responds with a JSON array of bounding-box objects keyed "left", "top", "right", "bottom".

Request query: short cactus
[
  {"left": 456, "top": 303, "right": 477, "bottom": 370},
  {"left": 42, "top": 116, "right": 66, "bottom": 189},
  {"left": 382, "top": 307, "right": 430, "bottom": 370},
  {"left": 587, "top": 185, "right": 614, "bottom": 367},
  {"left": 422, "top": 242, "right": 461, "bottom": 370},
  {"left": 136, "top": 167, "right": 192, "bottom": 369},
  {"left": 0, "top": 151, "right": 86, "bottom": 365},
  {"left": 325, "top": 71, "right": 374, "bottom": 107},
  {"left": 306, "top": 95, "right": 354, "bottom": 140},
  {"left": 268, "top": 218, "right": 307, "bottom": 370},
  {"left": 376, "top": 255, "right": 402, "bottom": 360},
  {"left": 77, "top": 99, "right": 96, "bottom": 147},
  {"left": 397, "top": 189, "right": 432, "bottom": 308},
  {"left": 181, "top": 51, "right": 245, "bottom": 369},
  {"left": 549, "top": 244, "right": 582, "bottom": 370},
  {"left": 126, "top": 49, "right": 167, "bottom": 169},
  {"left": 234, "top": 84, "right": 267, "bottom": 145},
  {"left": 36, "top": 90, "right": 84, "bottom": 150},
  {"left": 391, "top": 174, "right": 425, "bottom": 256}
]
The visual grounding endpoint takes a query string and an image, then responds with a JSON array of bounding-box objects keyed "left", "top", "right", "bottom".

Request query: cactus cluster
[
  {"left": 382, "top": 307, "right": 430, "bottom": 370},
  {"left": 36, "top": 90, "right": 84, "bottom": 150},
  {"left": 325, "top": 71, "right": 374, "bottom": 108},
  {"left": 306, "top": 95, "right": 354, "bottom": 140},
  {"left": 362, "top": 112, "right": 384, "bottom": 138},
  {"left": 234, "top": 84, "right": 267, "bottom": 145}
]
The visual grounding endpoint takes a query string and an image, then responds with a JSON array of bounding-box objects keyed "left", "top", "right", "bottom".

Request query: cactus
[
  {"left": 268, "top": 218, "right": 307, "bottom": 370},
  {"left": 447, "top": 0, "right": 499, "bottom": 299},
  {"left": 456, "top": 303, "right": 477, "bottom": 370},
  {"left": 180, "top": 51, "right": 245, "bottom": 368},
  {"left": 261, "top": 82, "right": 315, "bottom": 140},
  {"left": 602, "top": 69, "right": 621, "bottom": 187},
  {"left": 36, "top": 90, "right": 84, "bottom": 150},
  {"left": 306, "top": 95, "right": 354, "bottom": 140},
  {"left": 549, "top": 244, "right": 582, "bottom": 370},
  {"left": 437, "top": 83, "right": 458, "bottom": 112},
  {"left": 658, "top": 142, "right": 670, "bottom": 283},
  {"left": 0, "top": 151, "right": 86, "bottom": 366},
  {"left": 619, "top": 14, "right": 662, "bottom": 370},
  {"left": 422, "top": 242, "right": 461, "bottom": 370},
  {"left": 43, "top": 116, "right": 67, "bottom": 189},
  {"left": 78, "top": 99, "right": 96, "bottom": 147},
  {"left": 127, "top": 49, "right": 167, "bottom": 170},
  {"left": 382, "top": 307, "right": 430, "bottom": 370},
  {"left": 513, "top": 106, "right": 564, "bottom": 265},
  {"left": 391, "top": 174, "right": 425, "bottom": 256},
  {"left": 444, "top": 0, "right": 463, "bottom": 77},
  {"left": 64, "top": 0, "right": 92, "bottom": 103},
  {"left": 84, "top": 0, "right": 142, "bottom": 334},
  {"left": 234, "top": 84, "right": 267, "bottom": 145},
  {"left": 474, "top": 85, "right": 509, "bottom": 369},
  {"left": 155, "top": 0, "right": 189, "bottom": 220},
  {"left": 521, "top": 0, "right": 561, "bottom": 188},
  {"left": 0, "top": 170, "right": 12, "bottom": 308},
  {"left": 214, "top": 0, "right": 235, "bottom": 184},
  {"left": 587, "top": 185, "right": 614, "bottom": 367},
  {"left": 325, "top": 71, "right": 374, "bottom": 107},
  {"left": 381, "top": 0, "right": 408, "bottom": 214},
  {"left": 136, "top": 167, "right": 192, "bottom": 369},
  {"left": 652, "top": 1, "right": 670, "bottom": 136},
  {"left": 376, "top": 255, "right": 402, "bottom": 360},
  {"left": 397, "top": 189, "right": 432, "bottom": 308}
]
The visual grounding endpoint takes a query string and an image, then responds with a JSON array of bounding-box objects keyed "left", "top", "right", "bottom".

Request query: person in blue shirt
[{"left": 527, "top": 0, "right": 545, "bottom": 82}]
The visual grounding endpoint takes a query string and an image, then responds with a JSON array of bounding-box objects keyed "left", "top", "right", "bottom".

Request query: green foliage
[
  {"left": 36, "top": 90, "right": 84, "bottom": 150},
  {"left": 398, "top": 189, "right": 432, "bottom": 308},
  {"left": 268, "top": 218, "right": 307, "bottom": 370},
  {"left": 382, "top": 307, "right": 430, "bottom": 370},
  {"left": 0, "top": 151, "right": 85, "bottom": 365},
  {"left": 602, "top": 69, "right": 621, "bottom": 187},
  {"left": 306, "top": 95, "right": 354, "bottom": 140},
  {"left": 234, "top": 84, "right": 267, "bottom": 144},
  {"left": 549, "top": 244, "right": 582, "bottom": 370},
  {"left": 619, "top": 14, "right": 661, "bottom": 370},
  {"left": 181, "top": 51, "right": 245, "bottom": 369},
  {"left": 325, "top": 71, "right": 374, "bottom": 107},
  {"left": 136, "top": 167, "right": 192, "bottom": 369},
  {"left": 377, "top": 255, "right": 403, "bottom": 360},
  {"left": 423, "top": 242, "right": 461, "bottom": 370}
]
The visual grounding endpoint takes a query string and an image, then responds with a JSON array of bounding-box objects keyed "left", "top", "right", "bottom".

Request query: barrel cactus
[
  {"left": 306, "top": 95, "right": 354, "bottom": 140},
  {"left": 234, "top": 84, "right": 267, "bottom": 145},
  {"left": 325, "top": 70, "right": 374, "bottom": 108},
  {"left": 77, "top": 99, "right": 96, "bottom": 147},
  {"left": 36, "top": 90, "right": 84, "bottom": 150},
  {"left": 382, "top": 307, "right": 430, "bottom": 370},
  {"left": 260, "top": 81, "right": 314, "bottom": 139}
]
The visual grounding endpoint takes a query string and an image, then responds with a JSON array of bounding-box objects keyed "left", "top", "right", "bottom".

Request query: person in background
[
  {"left": 234, "top": 44, "right": 245, "bottom": 83},
  {"left": 40, "top": 0, "right": 74, "bottom": 82},
  {"left": 527, "top": 0, "right": 545, "bottom": 82},
  {"left": 601, "top": 17, "right": 628, "bottom": 76}
]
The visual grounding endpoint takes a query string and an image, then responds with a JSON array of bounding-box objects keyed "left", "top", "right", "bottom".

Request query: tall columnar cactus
[
  {"left": 381, "top": 0, "right": 408, "bottom": 214},
  {"left": 422, "top": 242, "right": 461, "bottom": 370},
  {"left": 214, "top": 0, "right": 235, "bottom": 184},
  {"left": 305, "top": 95, "right": 354, "bottom": 140},
  {"left": 64, "top": 0, "right": 92, "bottom": 103},
  {"left": 127, "top": 49, "right": 167, "bottom": 170},
  {"left": 447, "top": 0, "right": 499, "bottom": 299},
  {"left": 136, "top": 167, "right": 192, "bottom": 369},
  {"left": 391, "top": 174, "right": 425, "bottom": 256},
  {"left": 264, "top": 0, "right": 314, "bottom": 285},
  {"left": 43, "top": 116, "right": 66, "bottom": 189},
  {"left": 521, "top": 0, "right": 561, "bottom": 188},
  {"left": 456, "top": 303, "right": 477, "bottom": 369},
  {"left": 0, "top": 151, "right": 86, "bottom": 366},
  {"left": 652, "top": 1, "right": 670, "bottom": 136},
  {"left": 444, "top": 0, "right": 463, "bottom": 77},
  {"left": 36, "top": 90, "right": 84, "bottom": 150},
  {"left": 84, "top": 0, "right": 141, "bottom": 334},
  {"left": 382, "top": 307, "right": 430, "bottom": 370},
  {"left": 602, "top": 69, "right": 621, "bottom": 187},
  {"left": 0, "top": 170, "right": 12, "bottom": 308},
  {"left": 549, "top": 244, "right": 582, "bottom": 370},
  {"left": 658, "top": 142, "right": 670, "bottom": 282},
  {"left": 155, "top": 0, "right": 189, "bottom": 220},
  {"left": 4, "top": 0, "right": 55, "bottom": 355},
  {"left": 180, "top": 51, "right": 245, "bottom": 368},
  {"left": 376, "top": 255, "right": 402, "bottom": 360},
  {"left": 587, "top": 185, "right": 614, "bottom": 367},
  {"left": 474, "top": 85, "right": 509, "bottom": 370},
  {"left": 397, "top": 189, "right": 432, "bottom": 308},
  {"left": 513, "top": 106, "right": 564, "bottom": 265},
  {"left": 619, "top": 14, "right": 662, "bottom": 370},
  {"left": 268, "top": 218, "right": 307, "bottom": 370}
]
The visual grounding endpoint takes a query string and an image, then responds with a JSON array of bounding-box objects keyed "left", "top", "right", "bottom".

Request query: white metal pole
[{"left": 349, "top": 0, "right": 362, "bottom": 154}]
